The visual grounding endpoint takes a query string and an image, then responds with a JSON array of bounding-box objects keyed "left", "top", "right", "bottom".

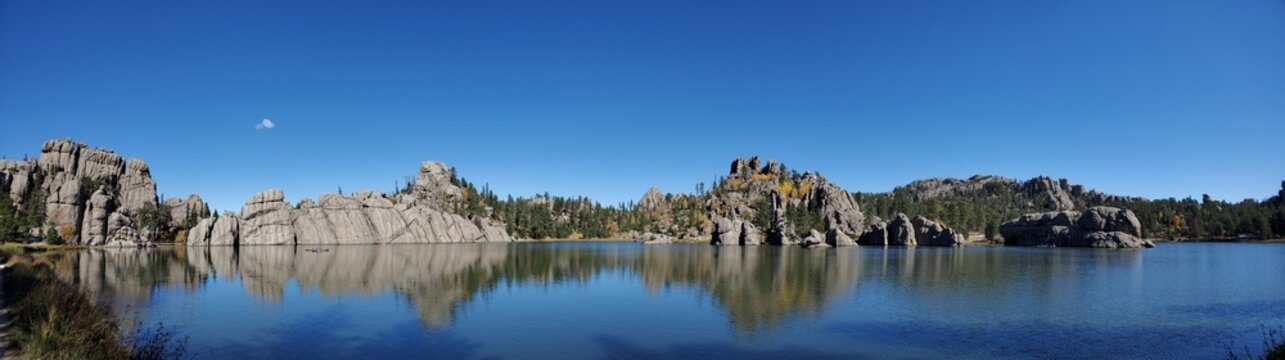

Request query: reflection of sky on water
[{"left": 53, "top": 243, "right": 1285, "bottom": 359}]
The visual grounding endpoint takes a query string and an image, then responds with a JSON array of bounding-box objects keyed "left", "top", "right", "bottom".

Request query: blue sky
[{"left": 2, "top": 0, "right": 1282, "bottom": 212}]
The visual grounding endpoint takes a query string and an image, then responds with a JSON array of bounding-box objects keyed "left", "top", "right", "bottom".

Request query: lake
[{"left": 52, "top": 242, "right": 1285, "bottom": 359}]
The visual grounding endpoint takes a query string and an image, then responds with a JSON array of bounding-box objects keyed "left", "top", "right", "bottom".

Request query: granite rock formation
[
  {"left": 855, "top": 213, "right": 965, "bottom": 246},
  {"left": 707, "top": 157, "right": 864, "bottom": 247},
  {"left": 999, "top": 206, "right": 1152, "bottom": 248}
]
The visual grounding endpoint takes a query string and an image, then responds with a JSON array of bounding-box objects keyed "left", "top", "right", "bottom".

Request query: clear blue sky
[{"left": 2, "top": 0, "right": 1282, "bottom": 212}]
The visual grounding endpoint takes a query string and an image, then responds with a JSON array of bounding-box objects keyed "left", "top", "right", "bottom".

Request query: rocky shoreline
[{"left": 0, "top": 139, "right": 1169, "bottom": 249}]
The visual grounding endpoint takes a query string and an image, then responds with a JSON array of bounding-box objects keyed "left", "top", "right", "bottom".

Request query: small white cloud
[{"left": 255, "top": 118, "right": 275, "bottom": 130}]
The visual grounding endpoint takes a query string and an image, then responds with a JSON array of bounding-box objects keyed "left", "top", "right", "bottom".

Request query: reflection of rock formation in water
[
  {"left": 637, "top": 246, "right": 862, "bottom": 331},
  {"left": 53, "top": 245, "right": 1145, "bottom": 333},
  {"left": 59, "top": 248, "right": 210, "bottom": 304}
]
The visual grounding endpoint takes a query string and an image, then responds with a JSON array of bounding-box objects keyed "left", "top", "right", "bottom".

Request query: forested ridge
[{"left": 441, "top": 168, "right": 1285, "bottom": 242}]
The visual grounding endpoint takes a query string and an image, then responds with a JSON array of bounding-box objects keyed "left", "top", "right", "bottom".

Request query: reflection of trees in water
[
  {"left": 53, "top": 245, "right": 1142, "bottom": 333},
  {"left": 637, "top": 246, "right": 861, "bottom": 332}
]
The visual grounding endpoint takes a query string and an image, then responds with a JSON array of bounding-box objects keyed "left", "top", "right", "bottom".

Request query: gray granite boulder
[
  {"left": 911, "top": 216, "right": 966, "bottom": 246},
  {"left": 210, "top": 212, "right": 241, "bottom": 246},
  {"left": 1000, "top": 206, "right": 1151, "bottom": 248},
  {"left": 886, "top": 213, "right": 917, "bottom": 246},
  {"left": 187, "top": 217, "right": 214, "bottom": 246},
  {"left": 857, "top": 221, "right": 889, "bottom": 246}
]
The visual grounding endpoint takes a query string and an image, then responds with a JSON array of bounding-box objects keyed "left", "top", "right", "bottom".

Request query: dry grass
[
  {"left": 2, "top": 260, "right": 187, "bottom": 359},
  {"left": 1227, "top": 326, "right": 1285, "bottom": 360}
]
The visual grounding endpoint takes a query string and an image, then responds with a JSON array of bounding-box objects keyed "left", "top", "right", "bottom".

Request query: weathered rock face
[
  {"left": 884, "top": 175, "right": 1143, "bottom": 213},
  {"left": 240, "top": 189, "right": 296, "bottom": 245},
  {"left": 103, "top": 211, "right": 150, "bottom": 247},
  {"left": 911, "top": 216, "right": 965, "bottom": 246},
  {"left": 210, "top": 213, "right": 241, "bottom": 246},
  {"left": 118, "top": 159, "right": 157, "bottom": 213},
  {"left": 20, "top": 140, "right": 165, "bottom": 243},
  {"left": 80, "top": 188, "right": 113, "bottom": 245},
  {"left": 1000, "top": 206, "right": 1151, "bottom": 248},
  {"left": 164, "top": 194, "right": 210, "bottom": 226},
  {"left": 6, "top": 139, "right": 518, "bottom": 247},
  {"left": 825, "top": 227, "right": 855, "bottom": 247},
  {"left": 44, "top": 180, "right": 84, "bottom": 240},
  {"left": 1024, "top": 176, "right": 1076, "bottom": 211},
  {"left": 710, "top": 216, "right": 763, "bottom": 246},
  {"left": 638, "top": 187, "right": 666, "bottom": 211},
  {"left": 290, "top": 190, "right": 513, "bottom": 245},
  {"left": 187, "top": 217, "right": 214, "bottom": 246},
  {"left": 410, "top": 161, "right": 465, "bottom": 211},
  {"left": 886, "top": 213, "right": 917, "bottom": 246},
  {"left": 857, "top": 221, "right": 888, "bottom": 246},
  {"left": 708, "top": 157, "right": 863, "bottom": 247},
  {"left": 39, "top": 139, "right": 82, "bottom": 189},
  {"left": 807, "top": 175, "right": 864, "bottom": 236},
  {"left": 801, "top": 229, "right": 829, "bottom": 248},
  {"left": 0, "top": 160, "right": 35, "bottom": 204}
]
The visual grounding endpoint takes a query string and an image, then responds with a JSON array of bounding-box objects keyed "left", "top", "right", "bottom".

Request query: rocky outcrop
[
  {"left": 240, "top": 189, "right": 296, "bottom": 245},
  {"left": 44, "top": 180, "right": 84, "bottom": 240},
  {"left": 886, "top": 214, "right": 917, "bottom": 246},
  {"left": 857, "top": 221, "right": 888, "bottom": 246},
  {"left": 103, "top": 211, "right": 150, "bottom": 247},
  {"left": 5, "top": 140, "right": 168, "bottom": 244},
  {"left": 38, "top": 139, "right": 81, "bottom": 190},
  {"left": 635, "top": 232, "right": 673, "bottom": 244},
  {"left": 638, "top": 187, "right": 666, "bottom": 210},
  {"left": 910, "top": 216, "right": 965, "bottom": 246},
  {"left": 825, "top": 227, "right": 855, "bottom": 247},
  {"left": 1000, "top": 206, "right": 1152, "bottom": 248},
  {"left": 409, "top": 161, "right": 465, "bottom": 211},
  {"left": 0, "top": 160, "right": 35, "bottom": 203},
  {"left": 164, "top": 194, "right": 210, "bottom": 226},
  {"left": 710, "top": 216, "right": 763, "bottom": 246},
  {"left": 886, "top": 175, "right": 1143, "bottom": 212},
  {"left": 118, "top": 159, "right": 157, "bottom": 213},
  {"left": 210, "top": 213, "right": 241, "bottom": 246},
  {"left": 80, "top": 188, "right": 113, "bottom": 245},
  {"left": 856, "top": 214, "right": 964, "bottom": 247},
  {"left": 75, "top": 148, "right": 125, "bottom": 185},
  {"left": 291, "top": 190, "right": 513, "bottom": 245},
  {"left": 187, "top": 217, "right": 214, "bottom": 246},
  {"left": 1023, "top": 176, "right": 1076, "bottom": 211},
  {"left": 808, "top": 176, "right": 864, "bottom": 236},
  {"left": 708, "top": 157, "right": 863, "bottom": 247},
  {"left": 801, "top": 229, "right": 829, "bottom": 248},
  {"left": 1, "top": 139, "right": 529, "bottom": 246}
]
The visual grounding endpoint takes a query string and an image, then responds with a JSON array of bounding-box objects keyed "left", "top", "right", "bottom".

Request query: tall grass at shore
[
  {"left": 1227, "top": 326, "right": 1285, "bottom": 360},
  {"left": 2, "top": 258, "right": 187, "bottom": 359}
]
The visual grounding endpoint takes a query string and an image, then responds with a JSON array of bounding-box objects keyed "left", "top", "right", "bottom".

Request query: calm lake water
[{"left": 53, "top": 242, "right": 1285, "bottom": 359}]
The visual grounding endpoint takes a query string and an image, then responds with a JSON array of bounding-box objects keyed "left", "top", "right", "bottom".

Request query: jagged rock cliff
[
  {"left": 0, "top": 139, "right": 514, "bottom": 247},
  {"left": 0, "top": 139, "right": 170, "bottom": 245},
  {"left": 706, "top": 156, "right": 866, "bottom": 246}
]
